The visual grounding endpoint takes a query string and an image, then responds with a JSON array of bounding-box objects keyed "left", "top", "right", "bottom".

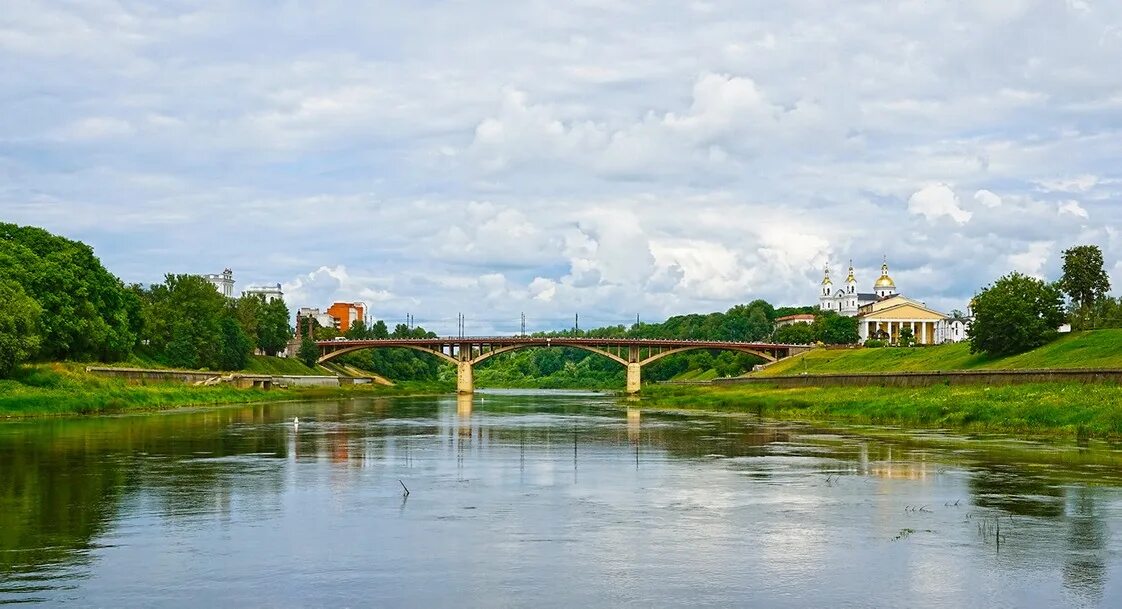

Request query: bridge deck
[{"left": 316, "top": 337, "right": 800, "bottom": 349}]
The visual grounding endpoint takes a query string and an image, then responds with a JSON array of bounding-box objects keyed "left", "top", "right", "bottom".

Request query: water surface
[{"left": 2, "top": 391, "right": 1122, "bottom": 607}]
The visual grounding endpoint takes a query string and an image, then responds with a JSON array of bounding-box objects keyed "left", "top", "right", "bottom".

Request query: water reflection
[{"left": 1, "top": 394, "right": 1121, "bottom": 607}]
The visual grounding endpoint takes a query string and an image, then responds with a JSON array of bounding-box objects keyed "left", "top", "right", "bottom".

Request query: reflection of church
[{"left": 817, "top": 258, "right": 970, "bottom": 345}]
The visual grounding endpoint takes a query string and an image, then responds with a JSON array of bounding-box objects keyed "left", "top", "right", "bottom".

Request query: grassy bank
[
  {"left": 0, "top": 364, "right": 451, "bottom": 418},
  {"left": 640, "top": 382, "right": 1122, "bottom": 438},
  {"left": 756, "top": 329, "right": 1122, "bottom": 377}
]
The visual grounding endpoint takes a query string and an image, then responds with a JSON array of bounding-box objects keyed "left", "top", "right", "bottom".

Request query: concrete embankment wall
[
  {"left": 711, "top": 369, "right": 1122, "bottom": 388},
  {"left": 85, "top": 367, "right": 351, "bottom": 388}
]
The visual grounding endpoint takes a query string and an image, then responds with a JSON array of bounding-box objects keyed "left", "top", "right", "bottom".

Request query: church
[
  {"left": 816, "top": 258, "right": 969, "bottom": 345},
  {"left": 819, "top": 259, "right": 898, "bottom": 315}
]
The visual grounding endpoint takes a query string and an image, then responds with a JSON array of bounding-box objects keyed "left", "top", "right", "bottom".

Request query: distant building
[
  {"left": 295, "top": 307, "right": 337, "bottom": 337},
  {"left": 203, "top": 268, "right": 235, "bottom": 298},
  {"left": 327, "top": 302, "right": 366, "bottom": 333},
  {"left": 813, "top": 257, "right": 973, "bottom": 344},
  {"left": 243, "top": 283, "right": 284, "bottom": 303}
]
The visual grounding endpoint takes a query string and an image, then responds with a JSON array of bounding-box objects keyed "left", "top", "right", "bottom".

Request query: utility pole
[
  {"left": 520, "top": 312, "right": 526, "bottom": 337},
  {"left": 574, "top": 313, "right": 579, "bottom": 334}
]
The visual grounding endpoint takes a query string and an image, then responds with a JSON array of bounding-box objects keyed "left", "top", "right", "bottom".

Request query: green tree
[
  {"left": 230, "top": 294, "right": 262, "bottom": 348},
  {"left": 0, "top": 281, "right": 41, "bottom": 377},
  {"left": 345, "top": 319, "right": 369, "bottom": 339},
  {"left": 370, "top": 320, "right": 390, "bottom": 339},
  {"left": 898, "top": 326, "right": 915, "bottom": 347},
  {"left": 969, "top": 272, "right": 1066, "bottom": 356},
  {"left": 0, "top": 223, "right": 135, "bottom": 361},
  {"left": 256, "top": 298, "right": 292, "bottom": 356},
  {"left": 140, "top": 274, "right": 227, "bottom": 369},
  {"left": 812, "top": 312, "right": 860, "bottom": 344},
  {"left": 773, "top": 322, "right": 815, "bottom": 344},
  {"left": 217, "top": 316, "right": 252, "bottom": 370},
  {"left": 298, "top": 337, "right": 319, "bottom": 369},
  {"left": 1060, "top": 245, "right": 1111, "bottom": 311}
]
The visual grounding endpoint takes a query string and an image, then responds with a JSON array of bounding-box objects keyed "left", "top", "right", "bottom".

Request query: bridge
[{"left": 316, "top": 337, "right": 810, "bottom": 394}]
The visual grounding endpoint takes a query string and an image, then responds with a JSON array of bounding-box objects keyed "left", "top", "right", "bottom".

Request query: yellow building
[{"left": 856, "top": 295, "right": 949, "bottom": 345}]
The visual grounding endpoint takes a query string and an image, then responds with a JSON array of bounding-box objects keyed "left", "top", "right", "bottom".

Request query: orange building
[{"left": 326, "top": 302, "right": 366, "bottom": 333}]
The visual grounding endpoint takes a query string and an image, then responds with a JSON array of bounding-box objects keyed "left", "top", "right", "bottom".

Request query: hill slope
[{"left": 755, "top": 330, "right": 1122, "bottom": 377}]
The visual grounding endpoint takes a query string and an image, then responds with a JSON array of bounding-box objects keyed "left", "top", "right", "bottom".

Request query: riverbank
[
  {"left": 639, "top": 382, "right": 1122, "bottom": 439},
  {"left": 755, "top": 329, "right": 1122, "bottom": 377},
  {"left": 0, "top": 364, "right": 452, "bottom": 418}
]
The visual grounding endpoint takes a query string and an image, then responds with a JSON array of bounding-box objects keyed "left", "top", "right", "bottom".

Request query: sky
[{"left": 2, "top": 0, "right": 1121, "bottom": 335}]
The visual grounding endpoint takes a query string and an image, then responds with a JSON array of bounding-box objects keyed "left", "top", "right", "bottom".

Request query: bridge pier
[
  {"left": 626, "top": 363, "right": 641, "bottom": 394},
  {"left": 457, "top": 360, "right": 474, "bottom": 394}
]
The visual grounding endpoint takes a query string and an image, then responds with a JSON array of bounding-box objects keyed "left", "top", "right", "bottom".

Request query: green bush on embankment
[
  {"left": 755, "top": 330, "right": 1122, "bottom": 377},
  {"left": 640, "top": 382, "right": 1122, "bottom": 438},
  {"left": 0, "top": 364, "right": 447, "bottom": 418}
]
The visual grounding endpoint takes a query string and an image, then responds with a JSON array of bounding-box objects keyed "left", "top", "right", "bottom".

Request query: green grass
[
  {"left": 640, "top": 381, "right": 1122, "bottom": 438},
  {"left": 93, "top": 354, "right": 332, "bottom": 376},
  {"left": 0, "top": 364, "right": 448, "bottom": 418},
  {"left": 756, "top": 330, "right": 1122, "bottom": 377}
]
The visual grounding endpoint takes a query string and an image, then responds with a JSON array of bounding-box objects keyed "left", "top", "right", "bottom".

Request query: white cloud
[
  {"left": 3, "top": 0, "right": 1122, "bottom": 333},
  {"left": 973, "top": 189, "right": 1003, "bottom": 208},
  {"left": 908, "top": 184, "right": 973, "bottom": 225},
  {"left": 1058, "top": 200, "right": 1090, "bottom": 219}
]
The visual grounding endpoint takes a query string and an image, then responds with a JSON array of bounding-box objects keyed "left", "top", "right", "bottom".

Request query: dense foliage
[
  {"left": 969, "top": 272, "right": 1066, "bottom": 356},
  {"left": 0, "top": 281, "right": 42, "bottom": 377},
  {"left": 132, "top": 275, "right": 292, "bottom": 370},
  {"left": 0, "top": 223, "right": 136, "bottom": 362}
]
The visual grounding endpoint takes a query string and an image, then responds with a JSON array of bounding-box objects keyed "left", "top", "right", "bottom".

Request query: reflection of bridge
[{"left": 317, "top": 337, "right": 810, "bottom": 394}]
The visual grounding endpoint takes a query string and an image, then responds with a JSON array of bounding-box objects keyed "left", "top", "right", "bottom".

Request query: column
[
  {"left": 920, "top": 321, "right": 928, "bottom": 345},
  {"left": 626, "top": 363, "right": 642, "bottom": 394},
  {"left": 457, "top": 360, "right": 474, "bottom": 394}
]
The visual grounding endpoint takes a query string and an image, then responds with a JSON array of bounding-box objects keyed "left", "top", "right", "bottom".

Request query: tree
[
  {"left": 0, "top": 223, "right": 135, "bottom": 361},
  {"left": 140, "top": 274, "right": 227, "bottom": 369},
  {"left": 773, "top": 322, "right": 815, "bottom": 344},
  {"left": 217, "top": 316, "right": 252, "bottom": 370},
  {"left": 898, "top": 326, "right": 915, "bottom": 347},
  {"left": 1060, "top": 245, "right": 1111, "bottom": 311},
  {"left": 345, "top": 319, "right": 369, "bottom": 340},
  {"left": 230, "top": 294, "right": 262, "bottom": 348},
  {"left": 256, "top": 298, "right": 292, "bottom": 356},
  {"left": 370, "top": 320, "right": 390, "bottom": 339},
  {"left": 812, "top": 312, "right": 860, "bottom": 344},
  {"left": 0, "top": 281, "right": 41, "bottom": 377},
  {"left": 969, "top": 272, "right": 1066, "bottom": 356},
  {"left": 298, "top": 337, "right": 319, "bottom": 369}
]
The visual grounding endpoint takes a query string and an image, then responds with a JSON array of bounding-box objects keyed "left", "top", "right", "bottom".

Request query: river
[{"left": 2, "top": 390, "right": 1122, "bottom": 607}]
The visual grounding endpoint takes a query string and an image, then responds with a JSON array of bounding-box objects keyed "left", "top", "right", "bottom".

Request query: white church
[{"left": 816, "top": 258, "right": 970, "bottom": 345}]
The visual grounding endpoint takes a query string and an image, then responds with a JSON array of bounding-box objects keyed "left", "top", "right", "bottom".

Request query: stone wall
[{"left": 712, "top": 369, "right": 1122, "bottom": 388}]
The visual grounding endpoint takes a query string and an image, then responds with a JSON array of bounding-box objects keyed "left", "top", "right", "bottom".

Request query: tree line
[{"left": 0, "top": 223, "right": 292, "bottom": 377}]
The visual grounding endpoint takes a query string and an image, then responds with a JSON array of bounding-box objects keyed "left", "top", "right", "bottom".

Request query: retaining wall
[{"left": 712, "top": 369, "right": 1122, "bottom": 388}]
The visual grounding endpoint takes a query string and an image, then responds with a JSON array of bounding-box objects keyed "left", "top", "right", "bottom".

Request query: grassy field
[
  {"left": 756, "top": 330, "right": 1122, "bottom": 377},
  {"left": 640, "top": 381, "right": 1122, "bottom": 438},
  {"left": 94, "top": 354, "right": 333, "bottom": 376},
  {"left": 0, "top": 364, "right": 449, "bottom": 418}
]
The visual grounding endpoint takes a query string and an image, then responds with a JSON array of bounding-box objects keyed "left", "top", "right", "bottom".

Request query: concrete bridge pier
[
  {"left": 626, "top": 363, "right": 641, "bottom": 394},
  {"left": 457, "top": 350, "right": 474, "bottom": 394}
]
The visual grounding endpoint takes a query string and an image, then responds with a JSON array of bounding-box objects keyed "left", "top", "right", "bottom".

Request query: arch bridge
[{"left": 316, "top": 337, "right": 810, "bottom": 394}]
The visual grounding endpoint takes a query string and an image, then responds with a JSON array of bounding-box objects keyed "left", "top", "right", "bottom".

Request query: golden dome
[
  {"left": 821, "top": 264, "right": 832, "bottom": 285},
  {"left": 875, "top": 259, "right": 895, "bottom": 289},
  {"left": 845, "top": 261, "right": 856, "bottom": 283}
]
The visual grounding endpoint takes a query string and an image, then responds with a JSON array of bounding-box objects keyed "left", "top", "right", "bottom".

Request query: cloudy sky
[{"left": 3, "top": 0, "right": 1121, "bottom": 334}]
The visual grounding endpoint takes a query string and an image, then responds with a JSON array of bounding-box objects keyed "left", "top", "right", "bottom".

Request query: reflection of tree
[
  {"left": 0, "top": 438, "right": 126, "bottom": 579},
  {"left": 1062, "top": 487, "right": 1107, "bottom": 604},
  {"left": 967, "top": 468, "right": 1064, "bottom": 518}
]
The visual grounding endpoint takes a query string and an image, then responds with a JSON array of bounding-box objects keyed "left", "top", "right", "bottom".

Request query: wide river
[{"left": 3, "top": 390, "right": 1122, "bottom": 608}]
